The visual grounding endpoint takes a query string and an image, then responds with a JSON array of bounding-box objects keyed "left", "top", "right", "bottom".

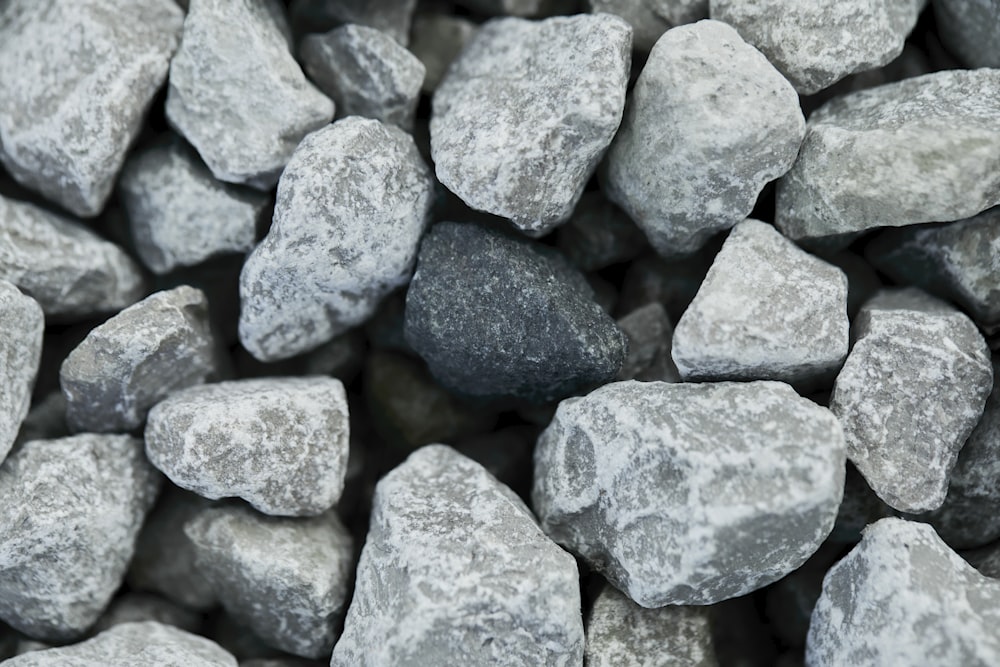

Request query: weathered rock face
[
  {"left": 0, "top": 282, "right": 43, "bottom": 464},
  {"left": 933, "top": 0, "right": 1000, "bottom": 68}
]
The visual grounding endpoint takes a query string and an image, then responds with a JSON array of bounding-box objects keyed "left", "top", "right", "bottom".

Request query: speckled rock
[
  {"left": 616, "top": 303, "right": 680, "bottom": 382},
  {"left": 0, "top": 435, "right": 160, "bottom": 641},
  {"left": 288, "top": 0, "right": 416, "bottom": 46},
  {"left": 934, "top": 0, "right": 1000, "bottom": 67},
  {"left": 431, "top": 15, "right": 631, "bottom": 235},
  {"left": 0, "top": 282, "right": 43, "bottom": 463},
  {"left": 332, "top": 445, "right": 583, "bottom": 666},
  {"left": 0, "top": 0, "right": 183, "bottom": 216},
  {"left": 92, "top": 593, "right": 202, "bottom": 635},
  {"left": 533, "top": 380, "right": 846, "bottom": 607},
  {"left": 239, "top": 117, "right": 433, "bottom": 362},
  {"left": 830, "top": 289, "right": 992, "bottom": 513},
  {"left": 605, "top": 20, "right": 804, "bottom": 257},
  {"left": 556, "top": 192, "right": 648, "bottom": 272},
  {"left": 408, "top": 14, "right": 477, "bottom": 93}
]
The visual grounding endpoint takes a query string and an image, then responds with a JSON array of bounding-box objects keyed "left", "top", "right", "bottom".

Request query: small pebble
[
  {"left": 0, "top": 282, "right": 43, "bottom": 463},
  {"left": 933, "top": 0, "right": 1000, "bottom": 67},
  {"left": 615, "top": 302, "right": 680, "bottom": 382}
]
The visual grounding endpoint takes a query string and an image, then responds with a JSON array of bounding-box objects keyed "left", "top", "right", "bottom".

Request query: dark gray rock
[
  {"left": 289, "top": 0, "right": 416, "bottom": 46},
  {"left": 408, "top": 13, "right": 477, "bottom": 93},
  {"left": 615, "top": 303, "right": 679, "bottom": 382},
  {"left": 934, "top": 0, "right": 1000, "bottom": 67},
  {"left": 555, "top": 192, "right": 648, "bottom": 272},
  {"left": 0, "top": 281, "right": 43, "bottom": 463}
]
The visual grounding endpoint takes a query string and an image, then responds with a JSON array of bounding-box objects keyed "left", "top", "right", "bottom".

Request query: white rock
[{"left": 0, "top": 282, "right": 43, "bottom": 464}]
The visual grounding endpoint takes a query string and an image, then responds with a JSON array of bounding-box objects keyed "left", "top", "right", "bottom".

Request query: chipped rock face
[
  {"left": 0, "top": 282, "right": 43, "bottom": 463},
  {"left": 332, "top": 445, "right": 583, "bottom": 666},
  {"left": 408, "top": 13, "right": 477, "bottom": 93},
  {"left": 533, "top": 380, "right": 846, "bottom": 607},
  {"left": 604, "top": 20, "right": 805, "bottom": 257},
  {"left": 431, "top": 15, "right": 631, "bottom": 235},
  {"left": 933, "top": 0, "right": 1000, "bottom": 67},
  {"left": 239, "top": 117, "right": 434, "bottom": 362}
]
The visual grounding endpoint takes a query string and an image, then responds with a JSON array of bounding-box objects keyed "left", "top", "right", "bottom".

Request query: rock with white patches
[{"left": 0, "top": 282, "right": 43, "bottom": 464}]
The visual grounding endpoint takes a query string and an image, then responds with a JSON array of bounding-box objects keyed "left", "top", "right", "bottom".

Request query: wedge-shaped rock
[
  {"left": 0, "top": 282, "right": 43, "bottom": 463},
  {"left": 934, "top": 0, "right": 1000, "bottom": 68}
]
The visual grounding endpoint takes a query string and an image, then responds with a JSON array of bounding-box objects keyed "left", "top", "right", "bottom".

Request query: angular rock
[
  {"left": 332, "top": 445, "right": 583, "bottom": 666},
  {"left": 830, "top": 289, "right": 992, "bottom": 512},
  {"left": 555, "top": 192, "right": 648, "bottom": 272},
  {"left": 0, "top": 0, "right": 184, "bottom": 216},
  {"left": 431, "top": 15, "right": 631, "bottom": 235},
  {"left": 616, "top": 303, "right": 680, "bottom": 382},
  {"left": 408, "top": 14, "right": 477, "bottom": 93},
  {"left": 533, "top": 380, "right": 846, "bottom": 607},
  {"left": 404, "top": 222, "right": 627, "bottom": 403},
  {"left": 60, "top": 286, "right": 221, "bottom": 433},
  {"left": 166, "top": 0, "right": 334, "bottom": 189},
  {"left": 776, "top": 70, "right": 1000, "bottom": 241},
  {"left": 239, "top": 117, "right": 433, "bottom": 361},
  {"left": 934, "top": 0, "right": 1000, "bottom": 67},
  {"left": 0, "top": 435, "right": 160, "bottom": 640},
  {"left": 288, "top": 0, "right": 416, "bottom": 46},
  {"left": 605, "top": 21, "right": 804, "bottom": 257},
  {"left": 0, "top": 282, "right": 43, "bottom": 463},
  {"left": 92, "top": 593, "right": 202, "bottom": 635}
]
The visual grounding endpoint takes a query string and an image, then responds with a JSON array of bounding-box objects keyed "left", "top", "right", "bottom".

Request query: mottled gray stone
[
  {"left": 185, "top": 505, "right": 354, "bottom": 659},
  {"left": 92, "top": 593, "right": 202, "bottom": 635},
  {"left": 289, "top": 0, "right": 416, "bottom": 46},
  {"left": 239, "top": 118, "right": 433, "bottom": 362},
  {"left": 332, "top": 445, "right": 583, "bottom": 666},
  {"left": 0, "top": 435, "right": 160, "bottom": 641},
  {"left": 431, "top": 15, "right": 631, "bottom": 235},
  {"left": 166, "top": 0, "right": 334, "bottom": 189},
  {"left": 0, "top": 0, "right": 183, "bottom": 216},
  {"left": 616, "top": 303, "right": 680, "bottom": 382},
  {"left": 0, "top": 282, "right": 43, "bottom": 463},
  {"left": 409, "top": 14, "right": 477, "bottom": 93},
  {"left": 60, "top": 286, "right": 221, "bottom": 433},
  {"left": 533, "top": 380, "right": 846, "bottom": 607},
  {"left": 605, "top": 21, "right": 804, "bottom": 257},
  {"left": 404, "top": 222, "right": 627, "bottom": 403},
  {"left": 556, "top": 192, "right": 648, "bottom": 272},
  {"left": 934, "top": 0, "right": 1000, "bottom": 67},
  {"left": 776, "top": 70, "right": 1000, "bottom": 242},
  {"left": 807, "top": 518, "right": 1000, "bottom": 666}
]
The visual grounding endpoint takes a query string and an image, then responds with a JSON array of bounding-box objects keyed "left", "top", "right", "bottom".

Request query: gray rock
[
  {"left": 807, "top": 518, "right": 1000, "bottom": 666},
  {"left": 331, "top": 445, "right": 583, "bottom": 666},
  {"left": 408, "top": 14, "right": 477, "bottom": 94},
  {"left": 431, "top": 15, "right": 631, "bottom": 235},
  {"left": 616, "top": 303, "right": 680, "bottom": 382},
  {"left": 92, "top": 593, "right": 202, "bottom": 635},
  {"left": 239, "top": 117, "right": 433, "bottom": 362},
  {"left": 588, "top": 0, "right": 672, "bottom": 52},
  {"left": 0, "top": 435, "right": 160, "bottom": 641},
  {"left": 185, "top": 505, "right": 354, "bottom": 659},
  {"left": 0, "top": 195, "right": 146, "bottom": 320},
  {"left": 533, "top": 380, "right": 846, "bottom": 607},
  {"left": 618, "top": 251, "right": 713, "bottom": 321},
  {"left": 776, "top": 69, "right": 1000, "bottom": 242},
  {"left": 934, "top": 0, "right": 1000, "bottom": 67},
  {"left": 289, "top": 0, "right": 416, "bottom": 46},
  {"left": 0, "top": 0, "right": 184, "bottom": 216},
  {"left": 830, "top": 289, "right": 992, "bottom": 512},
  {"left": 60, "top": 286, "right": 221, "bottom": 433},
  {"left": 0, "top": 282, "right": 43, "bottom": 463},
  {"left": 671, "top": 220, "right": 849, "bottom": 386},
  {"left": 555, "top": 192, "right": 648, "bottom": 272},
  {"left": 166, "top": 0, "right": 334, "bottom": 189},
  {"left": 300, "top": 25, "right": 425, "bottom": 131},
  {"left": 604, "top": 20, "right": 804, "bottom": 257},
  {"left": 649, "top": 0, "right": 710, "bottom": 24},
  {"left": 404, "top": 222, "right": 627, "bottom": 403}
]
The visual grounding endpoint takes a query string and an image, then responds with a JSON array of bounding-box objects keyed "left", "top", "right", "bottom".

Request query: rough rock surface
[
  {"left": 605, "top": 20, "right": 804, "bottom": 257},
  {"left": 239, "top": 117, "right": 433, "bottom": 362},
  {"left": 0, "top": 0, "right": 184, "bottom": 216},
  {"left": 776, "top": 69, "right": 1000, "bottom": 241},
  {"left": 404, "top": 222, "right": 627, "bottom": 403},
  {"left": 288, "top": 0, "right": 416, "bottom": 46},
  {"left": 533, "top": 380, "right": 846, "bottom": 607},
  {"left": 934, "top": 0, "right": 1000, "bottom": 67},
  {"left": 0, "top": 282, "right": 43, "bottom": 463},
  {"left": 431, "top": 15, "right": 631, "bottom": 235},
  {"left": 830, "top": 289, "right": 992, "bottom": 513},
  {"left": 409, "top": 14, "right": 477, "bottom": 93},
  {"left": 332, "top": 445, "right": 583, "bottom": 666},
  {"left": 0, "top": 435, "right": 160, "bottom": 640},
  {"left": 616, "top": 303, "right": 680, "bottom": 382}
]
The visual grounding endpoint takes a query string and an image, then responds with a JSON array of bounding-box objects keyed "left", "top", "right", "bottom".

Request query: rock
[
  {"left": 830, "top": 289, "right": 992, "bottom": 512},
  {"left": 615, "top": 303, "right": 680, "bottom": 382},
  {"left": 431, "top": 15, "right": 631, "bottom": 235},
  {"left": 331, "top": 445, "right": 583, "bottom": 666},
  {"left": 0, "top": 282, "right": 43, "bottom": 463},
  {"left": 408, "top": 14, "right": 477, "bottom": 93},
  {"left": 587, "top": 0, "right": 671, "bottom": 52},
  {"left": 934, "top": 0, "right": 1000, "bottom": 67},
  {"left": 239, "top": 117, "right": 433, "bottom": 362},
  {"left": 964, "top": 540, "right": 1000, "bottom": 579},
  {"left": 288, "top": 0, "right": 416, "bottom": 46},
  {"left": 604, "top": 21, "right": 804, "bottom": 257},
  {"left": 404, "top": 222, "right": 627, "bottom": 403},
  {"left": 555, "top": 192, "right": 648, "bottom": 272},
  {"left": 585, "top": 584, "right": 717, "bottom": 666},
  {"left": 11, "top": 393, "right": 68, "bottom": 452},
  {"left": 0, "top": 435, "right": 160, "bottom": 640},
  {"left": 166, "top": 0, "right": 334, "bottom": 189},
  {"left": 3, "top": 622, "right": 236, "bottom": 666},
  {"left": 185, "top": 505, "right": 354, "bottom": 659},
  {"left": 0, "top": 0, "right": 183, "bottom": 216},
  {"left": 532, "top": 380, "right": 846, "bottom": 607},
  {"left": 119, "top": 137, "right": 269, "bottom": 275},
  {"left": 60, "top": 286, "right": 221, "bottom": 433},
  {"left": 618, "top": 251, "right": 713, "bottom": 321},
  {"left": 671, "top": 220, "right": 849, "bottom": 386},
  {"left": 92, "top": 593, "right": 202, "bottom": 635},
  {"left": 823, "top": 251, "right": 882, "bottom": 319},
  {"left": 828, "top": 463, "right": 895, "bottom": 544},
  {"left": 300, "top": 25, "right": 425, "bottom": 131},
  {"left": 0, "top": 195, "right": 146, "bottom": 320},
  {"left": 776, "top": 70, "right": 1000, "bottom": 242},
  {"left": 807, "top": 518, "right": 1000, "bottom": 666}
]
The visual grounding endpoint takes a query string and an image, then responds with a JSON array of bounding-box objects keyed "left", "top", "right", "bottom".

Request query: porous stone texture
[
  {"left": 404, "top": 222, "right": 627, "bottom": 403},
  {"left": 533, "top": 380, "right": 846, "bottom": 607},
  {"left": 934, "top": 0, "right": 1000, "bottom": 67},
  {"left": 616, "top": 303, "right": 680, "bottom": 382},
  {"left": 431, "top": 15, "right": 631, "bottom": 235},
  {"left": 408, "top": 14, "right": 477, "bottom": 93},
  {"left": 671, "top": 220, "right": 849, "bottom": 386},
  {"left": 0, "top": 435, "right": 160, "bottom": 641},
  {"left": 776, "top": 70, "right": 1000, "bottom": 242},
  {"left": 0, "top": 0, "right": 184, "bottom": 216},
  {"left": 60, "top": 286, "right": 221, "bottom": 434},
  {"left": 0, "top": 282, "right": 43, "bottom": 463},
  {"left": 604, "top": 20, "right": 804, "bottom": 257},
  {"left": 288, "top": 0, "right": 416, "bottom": 45},
  {"left": 239, "top": 117, "right": 433, "bottom": 362},
  {"left": 185, "top": 505, "right": 354, "bottom": 659},
  {"left": 332, "top": 445, "right": 583, "bottom": 666},
  {"left": 166, "top": 0, "right": 334, "bottom": 189},
  {"left": 807, "top": 518, "right": 1000, "bottom": 666},
  {"left": 830, "top": 289, "right": 992, "bottom": 513},
  {"left": 555, "top": 192, "right": 648, "bottom": 272}
]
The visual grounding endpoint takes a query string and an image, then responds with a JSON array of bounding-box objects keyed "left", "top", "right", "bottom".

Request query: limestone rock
[{"left": 0, "top": 282, "right": 43, "bottom": 463}]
